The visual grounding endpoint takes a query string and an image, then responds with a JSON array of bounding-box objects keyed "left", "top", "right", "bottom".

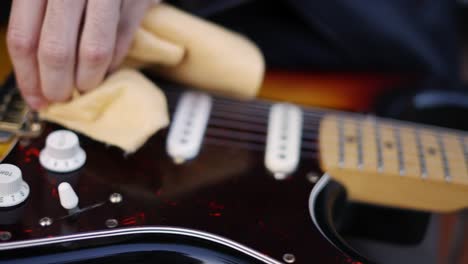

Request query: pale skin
[{"left": 7, "top": 0, "right": 159, "bottom": 110}]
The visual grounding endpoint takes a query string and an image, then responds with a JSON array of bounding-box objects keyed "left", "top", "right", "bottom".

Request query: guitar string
[
  {"left": 166, "top": 93, "right": 468, "bottom": 168},
  {"left": 169, "top": 112, "right": 466, "bottom": 164},
  {"left": 167, "top": 91, "right": 468, "bottom": 139},
  {"left": 202, "top": 137, "right": 318, "bottom": 159},
  {"left": 170, "top": 108, "right": 466, "bottom": 160},
  {"left": 170, "top": 101, "right": 465, "bottom": 159},
  {"left": 168, "top": 114, "right": 464, "bottom": 168}
]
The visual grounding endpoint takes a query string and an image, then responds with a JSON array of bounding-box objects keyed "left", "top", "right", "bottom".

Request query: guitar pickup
[
  {"left": 265, "top": 103, "right": 303, "bottom": 179},
  {"left": 166, "top": 91, "right": 212, "bottom": 164}
]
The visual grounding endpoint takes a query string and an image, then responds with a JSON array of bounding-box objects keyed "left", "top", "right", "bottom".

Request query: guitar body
[
  {"left": 0, "top": 73, "right": 465, "bottom": 264},
  {"left": 1, "top": 24, "right": 467, "bottom": 264},
  {"left": 0, "top": 80, "right": 339, "bottom": 264}
]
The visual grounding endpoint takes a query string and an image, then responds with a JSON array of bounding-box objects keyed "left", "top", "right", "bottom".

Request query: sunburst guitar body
[{"left": 0, "top": 27, "right": 467, "bottom": 264}]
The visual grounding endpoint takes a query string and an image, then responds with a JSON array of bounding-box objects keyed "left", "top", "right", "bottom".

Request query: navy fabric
[
  {"left": 0, "top": 1, "right": 461, "bottom": 82},
  {"left": 171, "top": 0, "right": 460, "bottom": 83}
]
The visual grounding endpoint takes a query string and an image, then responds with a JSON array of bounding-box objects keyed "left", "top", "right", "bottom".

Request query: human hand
[{"left": 7, "top": 0, "right": 158, "bottom": 109}]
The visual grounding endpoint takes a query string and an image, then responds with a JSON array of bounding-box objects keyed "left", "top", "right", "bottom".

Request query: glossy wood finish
[
  {"left": 0, "top": 82, "right": 360, "bottom": 263},
  {"left": 259, "top": 71, "right": 407, "bottom": 111},
  {"left": 0, "top": 26, "right": 11, "bottom": 85},
  {"left": 1, "top": 22, "right": 462, "bottom": 264}
]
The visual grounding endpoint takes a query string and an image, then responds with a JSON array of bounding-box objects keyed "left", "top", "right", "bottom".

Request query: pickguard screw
[
  {"left": 39, "top": 217, "right": 53, "bottom": 227},
  {"left": 19, "top": 139, "right": 31, "bottom": 147},
  {"left": 109, "top": 193, "right": 123, "bottom": 204},
  {"left": 0, "top": 231, "right": 12, "bottom": 241},
  {"left": 306, "top": 172, "right": 319, "bottom": 183},
  {"left": 283, "top": 253, "right": 296, "bottom": 263},
  {"left": 105, "top": 219, "right": 118, "bottom": 229}
]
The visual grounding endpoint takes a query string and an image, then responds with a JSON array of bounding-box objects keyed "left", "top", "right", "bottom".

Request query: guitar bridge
[{"left": 0, "top": 78, "right": 43, "bottom": 142}]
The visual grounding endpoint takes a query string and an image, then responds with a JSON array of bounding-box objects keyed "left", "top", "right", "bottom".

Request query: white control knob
[
  {"left": 40, "top": 130, "right": 86, "bottom": 173},
  {"left": 0, "top": 164, "right": 30, "bottom": 207},
  {"left": 58, "top": 182, "right": 79, "bottom": 210}
]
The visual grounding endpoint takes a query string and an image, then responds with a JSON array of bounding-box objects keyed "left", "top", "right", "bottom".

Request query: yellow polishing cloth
[
  {"left": 39, "top": 4, "right": 264, "bottom": 153},
  {"left": 39, "top": 69, "right": 169, "bottom": 153},
  {"left": 127, "top": 3, "right": 265, "bottom": 99}
]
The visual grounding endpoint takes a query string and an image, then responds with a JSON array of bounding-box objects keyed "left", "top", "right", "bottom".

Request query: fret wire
[
  {"left": 338, "top": 117, "right": 345, "bottom": 168},
  {"left": 322, "top": 135, "right": 468, "bottom": 158},
  {"left": 461, "top": 136, "right": 468, "bottom": 177},
  {"left": 375, "top": 119, "right": 383, "bottom": 172},
  {"left": 357, "top": 119, "right": 363, "bottom": 170},
  {"left": 415, "top": 128, "right": 427, "bottom": 179},
  {"left": 394, "top": 125, "right": 405, "bottom": 176},
  {"left": 319, "top": 114, "right": 468, "bottom": 139},
  {"left": 437, "top": 133, "right": 451, "bottom": 182}
]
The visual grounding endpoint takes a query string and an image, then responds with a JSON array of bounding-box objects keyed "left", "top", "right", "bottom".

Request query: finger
[
  {"left": 76, "top": 0, "right": 121, "bottom": 93},
  {"left": 109, "top": 0, "right": 155, "bottom": 71},
  {"left": 7, "top": 0, "right": 47, "bottom": 109},
  {"left": 38, "top": 0, "right": 86, "bottom": 102}
]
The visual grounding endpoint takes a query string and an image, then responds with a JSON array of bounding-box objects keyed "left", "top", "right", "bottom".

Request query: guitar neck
[{"left": 319, "top": 114, "right": 468, "bottom": 212}]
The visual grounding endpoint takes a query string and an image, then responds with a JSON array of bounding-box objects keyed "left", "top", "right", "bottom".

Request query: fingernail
[{"left": 25, "top": 96, "right": 47, "bottom": 110}]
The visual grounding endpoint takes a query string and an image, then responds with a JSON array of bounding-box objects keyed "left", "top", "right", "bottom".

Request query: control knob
[
  {"left": 0, "top": 164, "right": 30, "bottom": 208},
  {"left": 39, "top": 130, "right": 86, "bottom": 173}
]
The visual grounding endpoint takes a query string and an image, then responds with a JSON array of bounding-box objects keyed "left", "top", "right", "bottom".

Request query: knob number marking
[
  {"left": 39, "top": 130, "right": 87, "bottom": 173},
  {"left": 0, "top": 170, "right": 12, "bottom": 177},
  {"left": 0, "top": 182, "right": 29, "bottom": 207},
  {"left": 0, "top": 164, "right": 30, "bottom": 207}
]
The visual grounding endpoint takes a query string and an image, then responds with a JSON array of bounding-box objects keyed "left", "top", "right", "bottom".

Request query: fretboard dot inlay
[
  {"left": 385, "top": 142, "right": 394, "bottom": 149},
  {"left": 427, "top": 147, "right": 437, "bottom": 156},
  {"left": 319, "top": 114, "right": 468, "bottom": 212}
]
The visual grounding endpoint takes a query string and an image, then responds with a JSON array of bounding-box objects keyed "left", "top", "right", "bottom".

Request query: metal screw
[
  {"left": 19, "top": 139, "right": 31, "bottom": 147},
  {"left": 109, "top": 193, "right": 123, "bottom": 204},
  {"left": 39, "top": 217, "right": 53, "bottom": 227},
  {"left": 105, "top": 219, "right": 118, "bottom": 229},
  {"left": 283, "top": 253, "right": 296, "bottom": 263},
  {"left": 306, "top": 172, "right": 319, "bottom": 183},
  {"left": 173, "top": 157, "right": 185, "bottom": 164},
  {"left": 0, "top": 231, "right": 12, "bottom": 241}
]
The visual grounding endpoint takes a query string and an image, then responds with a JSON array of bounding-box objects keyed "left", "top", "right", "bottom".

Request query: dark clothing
[
  {"left": 0, "top": 1, "right": 11, "bottom": 24},
  {"left": 171, "top": 0, "right": 459, "bottom": 82},
  {"left": 0, "top": 0, "right": 460, "bottom": 82}
]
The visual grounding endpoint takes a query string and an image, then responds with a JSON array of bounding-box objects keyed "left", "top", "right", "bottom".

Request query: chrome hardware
[
  {"left": 0, "top": 231, "right": 12, "bottom": 241},
  {"left": 306, "top": 172, "right": 320, "bottom": 184},
  {"left": 109, "top": 193, "right": 123, "bottom": 204},
  {"left": 39, "top": 217, "right": 53, "bottom": 227},
  {"left": 105, "top": 219, "right": 119, "bottom": 228},
  {"left": 0, "top": 88, "right": 42, "bottom": 142},
  {"left": 282, "top": 253, "right": 296, "bottom": 263}
]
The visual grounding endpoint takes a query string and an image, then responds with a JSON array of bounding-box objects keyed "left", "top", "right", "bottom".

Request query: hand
[{"left": 7, "top": 0, "right": 158, "bottom": 109}]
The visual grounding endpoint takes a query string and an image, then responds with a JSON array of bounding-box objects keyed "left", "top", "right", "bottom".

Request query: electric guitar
[{"left": 0, "top": 70, "right": 466, "bottom": 264}]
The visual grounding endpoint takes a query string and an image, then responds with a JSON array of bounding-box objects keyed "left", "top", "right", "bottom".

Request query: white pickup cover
[
  {"left": 166, "top": 92, "right": 212, "bottom": 164},
  {"left": 265, "top": 103, "right": 303, "bottom": 179}
]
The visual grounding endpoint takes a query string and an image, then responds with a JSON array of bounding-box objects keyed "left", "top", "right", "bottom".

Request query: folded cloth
[
  {"left": 39, "top": 69, "right": 169, "bottom": 153},
  {"left": 39, "top": 3, "right": 264, "bottom": 153},
  {"left": 126, "top": 3, "right": 265, "bottom": 99}
]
